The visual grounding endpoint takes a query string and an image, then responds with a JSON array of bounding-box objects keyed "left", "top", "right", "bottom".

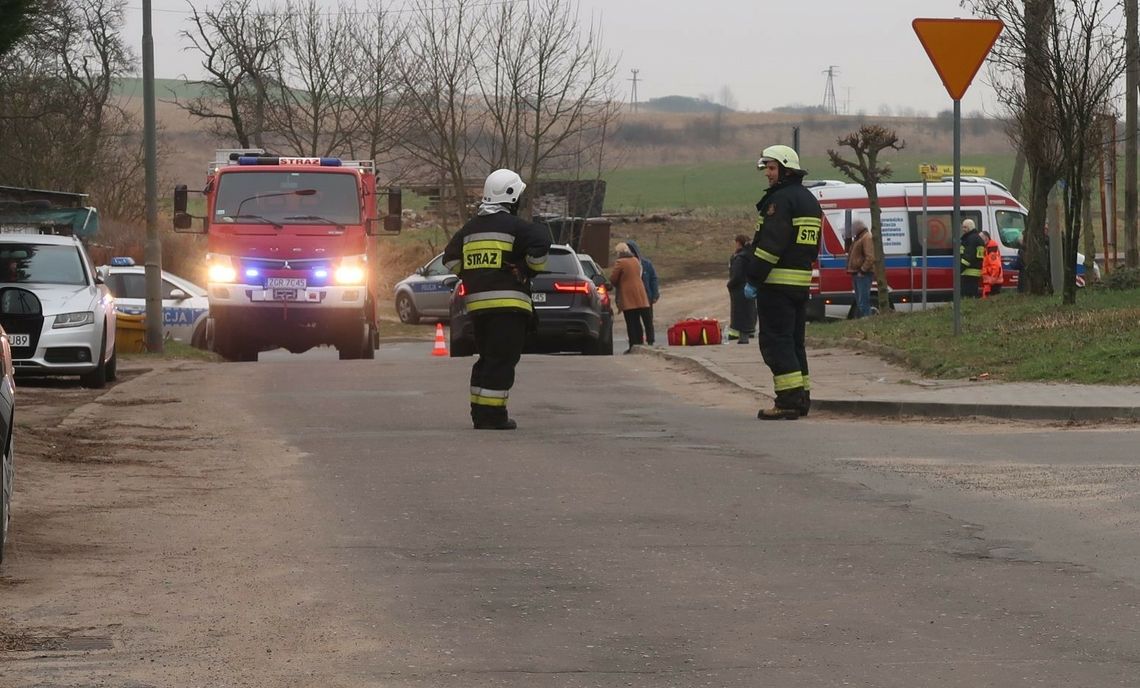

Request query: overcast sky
[{"left": 122, "top": 0, "right": 1000, "bottom": 116}]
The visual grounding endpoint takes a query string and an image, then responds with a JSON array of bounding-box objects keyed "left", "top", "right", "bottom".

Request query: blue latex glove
[{"left": 743, "top": 283, "right": 758, "bottom": 299}]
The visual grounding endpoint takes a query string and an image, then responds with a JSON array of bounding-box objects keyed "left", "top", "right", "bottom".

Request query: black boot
[
  {"left": 758, "top": 390, "right": 803, "bottom": 421},
  {"left": 472, "top": 405, "right": 517, "bottom": 430}
]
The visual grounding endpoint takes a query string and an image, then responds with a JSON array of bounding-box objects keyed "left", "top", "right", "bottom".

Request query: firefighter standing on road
[
  {"left": 959, "top": 218, "right": 985, "bottom": 298},
  {"left": 743, "top": 145, "right": 822, "bottom": 421},
  {"left": 443, "top": 169, "right": 551, "bottom": 430}
]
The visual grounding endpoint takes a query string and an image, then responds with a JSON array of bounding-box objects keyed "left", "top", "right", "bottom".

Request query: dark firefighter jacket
[
  {"left": 442, "top": 212, "right": 551, "bottom": 314},
  {"left": 960, "top": 228, "right": 986, "bottom": 279},
  {"left": 745, "top": 175, "right": 823, "bottom": 293}
]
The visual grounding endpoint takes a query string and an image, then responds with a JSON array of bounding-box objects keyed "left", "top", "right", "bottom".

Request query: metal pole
[
  {"left": 922, "top": 177, "right": 929, "bottom": 310},
  {"left": 142, "top": 0, "right": 163, "bottom": 353},
  {"left": 793, "top": 126, "right": 801, "bottom": 154},
  {"left": 951, "top": 99, "right": 962, "bottom": 336}
]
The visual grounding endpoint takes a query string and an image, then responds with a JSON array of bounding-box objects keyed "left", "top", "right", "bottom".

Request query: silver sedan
[{"left": 393, "top": 253, "right": 457, "bottom": 324}]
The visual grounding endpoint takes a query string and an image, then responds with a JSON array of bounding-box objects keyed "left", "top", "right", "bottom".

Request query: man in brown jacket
[
  {"left": 610, "top": 242, "right": 651, "bottom": 353},
  {"left": 846, "top": 220, "right": 876, "bottom": 318}
]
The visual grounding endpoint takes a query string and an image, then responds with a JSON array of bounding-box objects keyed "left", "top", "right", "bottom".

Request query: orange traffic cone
[{"left": 431, "top": 322, "right": 448, "bottom": 357}]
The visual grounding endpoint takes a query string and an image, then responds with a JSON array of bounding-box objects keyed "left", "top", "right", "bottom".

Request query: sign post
[
  {"left": 913, "top": 17, "right": 1003, "bottom": 335},
  {"left": 922, "top": 172, "right": 929, "bottom": 310}
]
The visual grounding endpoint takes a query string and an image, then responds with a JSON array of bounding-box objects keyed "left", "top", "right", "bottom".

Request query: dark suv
[{"left": 449, "top": 244, "right": 613, "bottom": 356}]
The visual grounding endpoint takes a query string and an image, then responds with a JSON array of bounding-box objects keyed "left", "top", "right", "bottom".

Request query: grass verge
[{"left": 808, "top": 289, "right": 1140, "bottom": 384}]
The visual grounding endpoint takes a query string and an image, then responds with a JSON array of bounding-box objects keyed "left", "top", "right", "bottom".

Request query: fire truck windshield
[{"left": 214, "top": 172, "right": 361, "bottom": 226}]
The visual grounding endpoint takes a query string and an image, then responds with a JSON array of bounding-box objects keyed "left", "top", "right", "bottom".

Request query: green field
[
  {"left": 116, "top": 77, "right": 211, "bottom": 102},
  {"left": 603, "top": 154, "right": 1021, "bottom": 214}
]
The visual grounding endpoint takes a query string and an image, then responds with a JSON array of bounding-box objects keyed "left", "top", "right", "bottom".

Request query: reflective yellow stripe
[
  {"left": 465, "top": 239, "right": 513, "bottom": 252},
  {"left": 526, "top": 254, "right": 547, "bottom": 271},
  {"left": 766, "top": 268, "right": 812, "bottom": 287},
  {"left": 802, "top": 375, "right": 810, "bottom": 391},
  {"left": 470, "top": 394, "right": 508, "bottom": 407},
  {"left": 754, "top": 248, "right": 779, "bottom": 264},
  {"left": 792, "top": 217, "right": 822, "bottom": 228},
  {"left": 962, "top": 268, "right": 982, "bottom": 277},
  {"left": 467, "top": 297, "right": 533, "bottom": 312},
  {"left": 754, "top": 216, "right": 764, "bottom": 230},
  {"left": 773, "top": 371, "right": 804, "bottom": 392}
]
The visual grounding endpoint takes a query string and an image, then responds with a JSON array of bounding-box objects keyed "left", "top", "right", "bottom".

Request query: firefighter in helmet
[
  {"left": 959, "top": 218, "right": 985, "bottom": 298},
  {"left": 743, "top": 145, "right": 823, "bottom": 420},
  {"left": 442, "top": 169, "right": 551, "bottom": 430}
]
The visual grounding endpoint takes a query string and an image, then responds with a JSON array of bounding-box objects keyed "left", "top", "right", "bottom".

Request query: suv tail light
[
  {"left": 596, "top": 284, "right": 610, "bottom": 308},
  {"left": 457, "top": 281, "right": 466, "bottom": 297},
  {"left": 553, "top": 280, "right": 591, "bottom": 294}
]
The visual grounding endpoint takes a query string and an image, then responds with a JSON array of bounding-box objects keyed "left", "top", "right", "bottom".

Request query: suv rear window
[{"left": 543, "top": 250, "right": 581, "bottom": 275}]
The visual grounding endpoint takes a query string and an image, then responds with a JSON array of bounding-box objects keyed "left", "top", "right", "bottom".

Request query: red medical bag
[{"left": 667, "top": 318, "right": 722, "bottom": 346}]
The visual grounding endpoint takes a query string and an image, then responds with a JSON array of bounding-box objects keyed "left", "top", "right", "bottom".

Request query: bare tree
[
  {"left": 177, "top": 0, "right": 286, "bottom": 149},
  {"left": 264, "top": 0, "right": 355, "bottom": 157},
  {"left": 969, "top": 0, "right": 1125, "bottom": 301},
  {"left": 828, "top": 124, "right": 906, "bottom": 314},
  {"left": 400, "top": 0, "right": 481, "bottom": 226},
  {"left": 342, "top": 7, "right": 412, "bottom": 171}
]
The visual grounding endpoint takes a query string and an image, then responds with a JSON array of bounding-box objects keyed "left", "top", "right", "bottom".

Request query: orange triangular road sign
[{"left": 913, "top": 18, "right": 1004, "bottom": 101}]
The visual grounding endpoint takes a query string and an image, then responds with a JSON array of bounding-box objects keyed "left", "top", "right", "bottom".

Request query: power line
[{"left": 131, "top": 0, "right": 521, "bottom": 18}]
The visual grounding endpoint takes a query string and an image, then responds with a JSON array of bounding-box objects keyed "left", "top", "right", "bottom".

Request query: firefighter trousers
[
  {"left": 960, "top": 276, "right": 980, "bottom": 298},
  {"left": 756, "top": 287, "right": 809, "bottom": 409},
  {"left": 470, "top": 310, "right": 529, "bottom": 424}
]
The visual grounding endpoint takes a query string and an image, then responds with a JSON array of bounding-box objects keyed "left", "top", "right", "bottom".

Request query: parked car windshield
[
  {"left": 214, "top": 171, "right": 361, "bottom": 225},
  {"left": 0, "top": 243, "right": 87, "bottom": 285}
]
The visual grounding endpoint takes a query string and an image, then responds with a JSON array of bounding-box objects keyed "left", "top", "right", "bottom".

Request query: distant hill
[
  {"left": 639, "top": 95, "right": 730, "bottom": 114},
  {"left": 115, "top": 77, "right": 211, "bottom": 102}
]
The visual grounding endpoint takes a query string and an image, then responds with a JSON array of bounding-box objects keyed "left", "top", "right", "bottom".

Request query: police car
[
  {"left": 0, "top": 233, "right": 117, "bottom": 387},
  {"left": 393, "top": 253, "right": 458, "bottom": 324},
  {"left": 100, "top": 258, "right": 210, "bottom": 347}
]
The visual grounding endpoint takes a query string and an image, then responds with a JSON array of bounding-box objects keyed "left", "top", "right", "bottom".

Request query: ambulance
[{"left": 804, "top": 177, "right": 1094, "bottom": 320}]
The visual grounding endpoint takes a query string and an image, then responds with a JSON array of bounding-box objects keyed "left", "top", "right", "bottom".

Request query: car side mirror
[
  {"left": 369, "top": 187, "right": 403, "bottom": 235},
  {"left": 169, "top": 288, "right": 190, "bottom": 300},
  {"left": 172, "top": 184, "right": 205, "bottom": 233},
  {"left": 415, "top": 266, "right": 426, "bottom": 276}
]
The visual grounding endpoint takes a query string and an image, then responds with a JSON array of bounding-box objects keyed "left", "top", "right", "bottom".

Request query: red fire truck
[{"left": 172, "top": 149, "right": 401, "bottom": 361}]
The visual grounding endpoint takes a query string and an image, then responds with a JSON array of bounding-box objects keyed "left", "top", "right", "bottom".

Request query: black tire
[
  {"left": 396, "top": 293, "right": 419, "bottom": 324},
  {"left": 338, "top": 322, "right": 368, "bottom": 360},
  {"left": 583, "top": 321, "right": 614, "bottom": 356},
  {"left": 363, "top": 324, "right": 376, "bottom": 359},
  {"left": 0, "top": 434, "right": 10, "bottom": 567},
  {"left": 80, "top": 333, "right": 108, "bottom": 388},
  {"left": 191, "top": 320, "right": 208, "bottom": 349},
  {"left": 105, "top": 348, "right": 117, "bottom": 382}
]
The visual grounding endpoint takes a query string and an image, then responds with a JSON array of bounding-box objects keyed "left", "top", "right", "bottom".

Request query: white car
[
  {"left": 100, "top": 260, "right": 209, "bottom": 347},
  {"left": 0, "top": 233, "right": 117, "bottom": 387}
]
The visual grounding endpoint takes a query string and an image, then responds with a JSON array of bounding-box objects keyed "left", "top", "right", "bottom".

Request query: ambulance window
[
  {"left": 995, "top": 211, "right": 1026, "bottom": 248},
  {"left": 908, "top": 211, "right": 983, "bottom": 256}
]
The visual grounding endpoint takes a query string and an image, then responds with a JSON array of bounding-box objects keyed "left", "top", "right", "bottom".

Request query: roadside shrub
[{"left": 1093, "top": 266, "right": 1140, "bottom": 291}]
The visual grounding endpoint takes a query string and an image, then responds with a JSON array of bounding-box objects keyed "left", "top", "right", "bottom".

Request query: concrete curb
[{"left": 635, "top": 346, "right": 1140, "bottom": 423}]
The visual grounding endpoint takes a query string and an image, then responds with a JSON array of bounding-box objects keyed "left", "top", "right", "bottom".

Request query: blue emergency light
[
  {"left": 110, "top": 256, "right": 135, "bottom": 266},
  {"left": 236, "top": 156, "right": 342, "bottom": 167}
]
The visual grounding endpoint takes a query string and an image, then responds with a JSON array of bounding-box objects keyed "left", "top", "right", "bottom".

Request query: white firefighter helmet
[
  {"left": 482, "top": 168, "right": 526, "bottom": 205},
  {"left": 757, "top": 144, "right": 805, "bottom": 174}
]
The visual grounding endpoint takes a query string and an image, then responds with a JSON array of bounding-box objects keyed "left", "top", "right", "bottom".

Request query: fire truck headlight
[
  {"left": 207, "top": 255, "right": 238, "bottom": 283},
  {"left": 334, "top": 256, "right": 367, "bottom": 285}
]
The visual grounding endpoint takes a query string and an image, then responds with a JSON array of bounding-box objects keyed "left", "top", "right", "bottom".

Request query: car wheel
[
  {"left": 363, "top": 324, "right": 376, "bottom": 359},
  {"left": 191, "top": 320, "right": 208, "bottom": 349},
  {"left": 583, "top": 322, "right": 613, "bottom": 356},
  {"left": 0, "top": 433, "right": 10, "bottom": 567},
  {"left": 80, "top": 333, "right": 108, "bottom": 388},
  {"left": 105, "top": 347, "right": 118, "bottom": 382},
  {"left": 396, "top": 293, "right": 419, "bottom": 325}
]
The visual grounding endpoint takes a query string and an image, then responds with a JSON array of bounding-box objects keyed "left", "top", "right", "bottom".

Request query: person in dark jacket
[
  {"left": 744, "top": 144, "right": 823, "bottom": 420},
  {"left": 625, "top": 240, "right": 659, "bottom": 346},
  {"left": 726, "top": 234, "right": 757, "bottom": 344},
  {"left": 442, "top": 169, "right": 551, "bottom": 430},
  {"left": 959, "top": 218, "right": 985, "bottom": 298}
]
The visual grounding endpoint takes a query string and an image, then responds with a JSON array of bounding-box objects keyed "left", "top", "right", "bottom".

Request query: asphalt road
[{"left": 215, "top": 342, "right": 1140, "bottom": 686}]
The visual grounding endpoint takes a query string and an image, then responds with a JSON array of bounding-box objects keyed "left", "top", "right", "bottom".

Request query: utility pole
[
  {"left": 844, "top": 87, "right": 852, "bottom": 115},
  {"left": 629, "top": 69, "right": 640, "bottom": 113},
  {"left": 822, "top": 65, "right": 839, "bottom": 115},
  {"left": 1126, "top": 0, "right": 1138, "bottom": 267},
  {"left": 142, "top": 0, "right": 163, "bottom": 353}
]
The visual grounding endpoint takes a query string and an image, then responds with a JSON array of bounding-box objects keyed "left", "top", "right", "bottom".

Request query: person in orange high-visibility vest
[{"left": 980, "top": 231, "right": 1003, "bottom": 298}]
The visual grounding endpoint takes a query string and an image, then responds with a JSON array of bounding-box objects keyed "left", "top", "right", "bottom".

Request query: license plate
[
  {"left": 9, "top": 333, "right": 29, "bottom": 347},
  {"left": 267, "top": 277, "right": 307, "bottom": 289},
  {"left": 272, "top": 289, "right": 298, "bottom": 301},
  {"left": 532, "top": 292, "right": 547, "bottom": 303}
]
